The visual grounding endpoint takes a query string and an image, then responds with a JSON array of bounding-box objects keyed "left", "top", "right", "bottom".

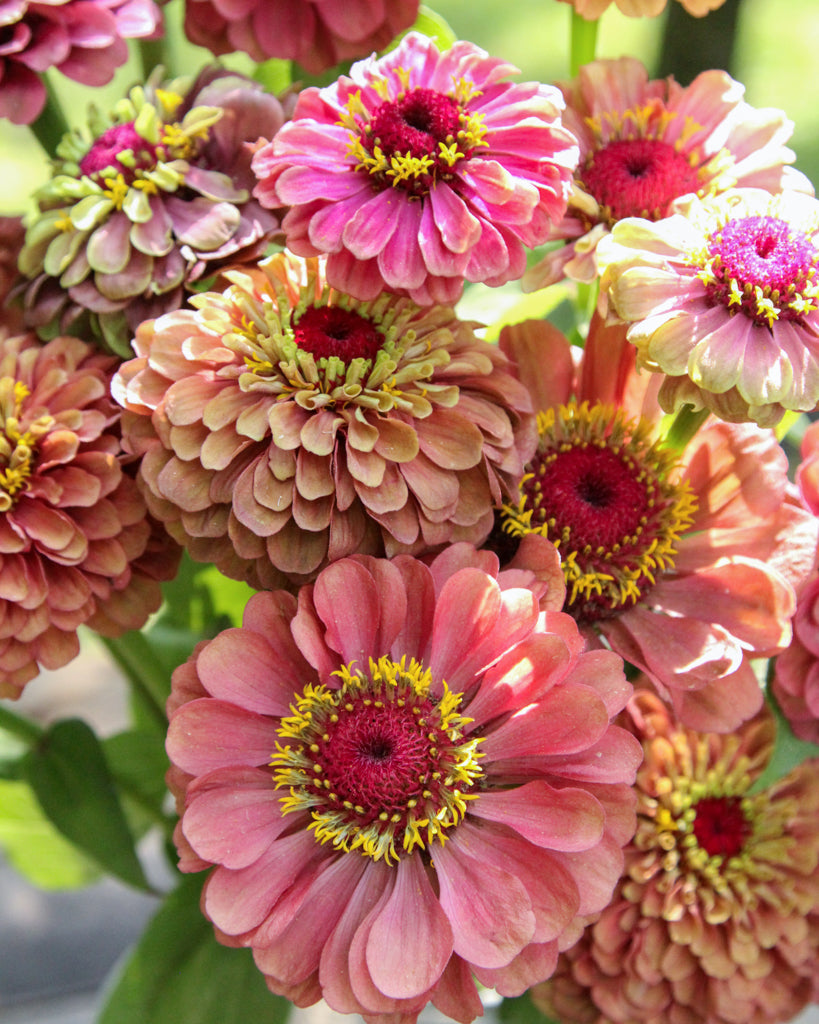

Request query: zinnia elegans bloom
[
  {"left": 0, "top": 330, "right": 173, "bottom": 698},
  {"left": 252, "top": 32, "right": 578, "bottom": 306},
  {"left": 495, "top": 317, "right": 818, "bottom": 731},
  {"left": 531, "top": 692, "right": 819, "bottom": 1024},
  {"left": 182, "top": 0, "right": 419, "bottom": 75},
  {"left": 795, "top": 419, "right": 819, "bottom": 516},
  {"left": 772, "top": 573, "right": 819, "bottom": 744},
  {"left": 112, "top": 252, "right": 536, "bottom": 589},
  {"left": 0, "top": 216, "right": 26, "bottom": 333},
  {"left": 165, "top": 546, "right": 641, "bottom": 1020},
  {"left": 18, "top": 67, "right": 285, "bottom": 355},
  {"left": 524, "top": 58, "right": 809, "bottom": 291},
  {"left": 0, "top": 0, "right": 161, "bottom": 125},
  {"left": 557, "top": 0, "right": 730, "bottom": 18}
]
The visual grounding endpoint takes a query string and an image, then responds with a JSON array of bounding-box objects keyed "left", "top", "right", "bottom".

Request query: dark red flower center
[
  {"left": 293, "top": 306, "right": 384, "bottom": 363},
  {"left": 581, "top": 138, "right": 701, "bottom": 223},
  {"left": 692, "top": 795, "right": 751, "bottom": 859},
  {"left": 368, "top": 89, "right": 463, "bottom": 163},
  {"left": 79, "top": 121, "right": 158, "bottom": 181}
]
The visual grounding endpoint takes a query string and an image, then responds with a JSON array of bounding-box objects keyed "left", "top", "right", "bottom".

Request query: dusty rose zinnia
[
  {"left": 557, "top": 0, "right": 730, "bottom": 19},
  {"left": 183, "top": 0, "right": 419, "bottom": 75},
  {"left": 0, "top": 330, "right": 172, "bottom": 699},
  {"left": 772, "top": 573, "right": 819, "bottom": 745},
  {"left": 531, "top": 691, "right": 819, "bottom": 1024},
  {"left": 112, "top": 252, "right": 536, "bottom": 589},
  {"left": 18, "top": 66, "right": 285, "bottom": 356},
  {"left": 495, "top": 317, "right": 817, "bottom": 731},
  {"left": 252, "top": 32, "right": 578, "bottom": 306},
  {"left": 524, "top": 58, "right": 809, "bottom": 291},
  {"left": 0, "top": 0, "right": 161, "bottom": 125},
  {"left": 599, "top": 188, "right": 819, "bottom": 426},
  {"left": 165, "top": 545, "right": 641, "bottom": 1020}
]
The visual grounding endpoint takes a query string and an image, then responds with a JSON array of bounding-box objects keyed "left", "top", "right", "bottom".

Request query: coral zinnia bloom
[
  {"left": 524, "top": 58, "right": 809, "bottom": 291},
  {"left": 772, "top": 573, "right": 819, "bottom": 745},
  {"left": 252, "top": 32, "right": 578, "bottom": 306},
  {"left": 496, "top": 317, "right": 817, "bottom": 731},
  {"left": 0, "top": 330, "right": 173, "bottom": 698},
  {"left": 531, "top": 692, "right": 819, "bottom": 1024},
  {"left": 557, "top": 0, "right": 731, "bottom": 19},
  {"left": 165, "top": 546, "right": 641, "bottom": 1020},
  {"left": 182, "top": 0, "right": 419, "bottom": 75},
  {"left": 0, "top": 0, "right": 161, "bottom": 125},
  {"left": 18, "top": 67, "right": 285, "bottom": 355},
  {"left": 112, "top": 252, "right": 536, "bottom": 589},
  {"left": 599, "top": 189, "right": 819, "bottom": 426}
]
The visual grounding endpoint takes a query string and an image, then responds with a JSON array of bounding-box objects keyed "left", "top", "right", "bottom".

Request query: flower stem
[
  {"left": 0, "top": 703, "right": 43, "bottom": 746},
  {"left": 28, "top": 75, "right": 70, "bottom": 157},
  {"left": 138, "top": 34, "right": 169, "bottom": 80},
  {"left": 662, "top": 404, "right": 710, "bottom": 453},
  {"left": 570, "top": 9, "right": 599, "bottom": 77},
  {"left": 100, "top": 634, "right": 169, "bottom": 734}
]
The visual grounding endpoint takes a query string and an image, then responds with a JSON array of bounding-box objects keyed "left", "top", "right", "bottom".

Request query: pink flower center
[
  {"left": 703, "top": 215, "right": 819, "bottom": 326},
  {"left": 79, "top": 121, "right": 158, "bottom": 181},
  {"left": 293, "top": 306, "right": 384, "bottom": 363},
  {"left": 692, "top": 795, "right": 751, "bottom": 859},
  {"left": 581, "top": 138, "right": 701, "bottom": 223}
]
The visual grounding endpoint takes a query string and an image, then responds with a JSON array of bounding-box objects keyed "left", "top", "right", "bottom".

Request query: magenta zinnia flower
[
  {"left": 252, "top": 32, "right": 578, "bottom": 306},
  {"left": 531, "top": 691, "right": 819, "bottom": 1024},
  {"left": 165, "top": 545, "right": 641, "bottom": 1020},
  {"left": 182, "top": 0, "right": 419, "bottom": 75},
  {"left": 524, "top": 58, "right": 809, "bottom": 291},
  {"left": 112, "top": 252, "right": 536, "bottom": 589},
  {"left": 0, "top": 330, "right": 174, "bottom": 698},
  {"left": 495, "top": 317, "right": 817, "bottom": 731},
  {"left": 599, "top": 188, "right": 819, "bottom": 426},
  {"left": 0, "top": 0, "right": 161, "bottom": 125}
]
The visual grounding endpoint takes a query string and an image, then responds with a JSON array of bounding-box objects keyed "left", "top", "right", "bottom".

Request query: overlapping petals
[
  {"left": 558, "top": 0, "right": 733, "bottom": 20},
  {"left": 165, "top": 545, "right": 641, "bottom": 1022}
]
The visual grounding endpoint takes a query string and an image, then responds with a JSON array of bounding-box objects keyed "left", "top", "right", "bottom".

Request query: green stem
[
  {"left": 101, "top": 634, "right": 169, "bottom": 735},
  {"left": 570, "top": 8, "right": 599, "bottom": 77},
  {"left": 662, "top": 403, "right": 710, "bottom": 453},
  {"left": 28, "top": 75, "right": 70, "bottom": 157},
  {"left": 138, "top": 34, "right": 170, "bottom": 81},
  {"left": 0, "top": 704, "right": 44, "bottom": 746}
]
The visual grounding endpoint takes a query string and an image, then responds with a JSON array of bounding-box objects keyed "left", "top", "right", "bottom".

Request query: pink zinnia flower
[
  {"left": 495, "top": 317, "right": 818, "bottom": 731},
  {"left": 112, "top": 252, "right": 536, "bottom": 589},
  {"left": 182, "top": 0, "right": 419, "bottom": 75},
  {"left": 252, "top": 32, "right": 578, "bottom": 306},
  {"left": 0, "top": 0, "right": 161, "bottom": 125},
  {"left": 524, "top": 58, "right": 809, "bottom": 291},
  {"left": 599, "top": 188, "right": 819, "bottom": 426},
  {"left": 557, "top": 0, "right": 733, "bottom": 19},
  {"left": 0, "top": 330, "right": 174, "bottom": 698},
  {"left": 772, "top": 572, "right": 819, "bottom": 744},
  {"left": 165, "top": 545, "right": 641, "bottom": 1020},
  {"left": 531, "top": 691, "right": 819, "bottom": 1024},
  {"left": 795, "top": 419, "right": 819, "bottom": 516}
]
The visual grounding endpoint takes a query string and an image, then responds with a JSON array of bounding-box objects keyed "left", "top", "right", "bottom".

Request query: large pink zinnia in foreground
[
  {"left": 166, "top": 546, "right": 641, "bottom": 1021},
  {"left": 252, "top": 32, "right": 578, "bottom": 306}
]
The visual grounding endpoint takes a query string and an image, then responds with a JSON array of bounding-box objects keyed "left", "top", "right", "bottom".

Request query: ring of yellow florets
[
  {"left": 271, "top": 656, "right": 484, "bottom": 864},
  {"left": 499, "top": 400, "right": 697, "bottom": 623},
  {"left": 0, "top": 378, "right": 53, "bottom": 512}
]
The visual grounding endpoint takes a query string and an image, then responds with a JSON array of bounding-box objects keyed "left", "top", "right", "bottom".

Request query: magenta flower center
[
  {"left": 272, "top": 657, "right": 483, "bottom": 863},
  {"left": 79, "top": 122, "right": 159, "bottom": 182},
  {"left": 702, "top": 215, "right": 819, "bottom": 327},
  {"left": 692, "top": 795, "right": 751, "bottom": 859},
  {"left": 293, "top": 306, "right": 384, "bottom": 363},
  {"left": 581, "top": 138, "right": 701, "bottom": 223}
]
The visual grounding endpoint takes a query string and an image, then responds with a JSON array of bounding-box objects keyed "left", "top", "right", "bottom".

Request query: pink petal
[
  {"left": 470, "top": 781, "right": 605, "bottom": 852},
  {"left": 166, "top": 697, "right": 279, "bottom": 775}
]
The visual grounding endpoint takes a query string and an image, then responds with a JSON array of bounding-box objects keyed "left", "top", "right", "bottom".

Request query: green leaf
[
  {"left": 103, "top": 729, "right": 173, "bottom": 837},
  {"left": 410, "top": 6, "right": 458, "bottom": 50},
  {"left": 0, "top": 778, "right": 98, "bottom": 889},
  {"left": 98, "top": 873, "right": 291, "bottom": 1024},
  {"left": 21, "top": 718, "right": 150, "bottom": 891},
  {"left": 499, "top": 992, "right": 556, "bottom": 1024},
  {"left": 752, "top": 688, "right": 819, "bottom": 793}
]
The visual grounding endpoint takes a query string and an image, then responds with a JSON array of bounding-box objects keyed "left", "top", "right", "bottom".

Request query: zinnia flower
[
  {"left": 18, "top": 66, "right": 285, "bottom": 355},
  {"left": 795, "top": 419, "right": 819, "bottom": 516},
  {"left": 112, "top": 252, "right": 536, "bottom": 589},
  {"left": 494, "top": 317, "right": 818, "bottom": 731},
  {"left": 598, "top": 188, "right": 819, "bottom": 426},
  {"left": 252, "top": 32, "right": 578, "bottom": 306},
  {"left": 557, "top": 0, "right": 730, "bottom": 19},
  {"left": 531, "top": 691, "right": 819, "bottom": 1024},
  {"left": 524, "top": 58, "right": 809, "bottom": 291},
  {"left": 182, "top": 0, "right": 419, "bottom": 75},
  {"left": 0, "top": 216, "right": 26, "bottom": 333},
  {"left": 0, "top": 0, "right": 161, "bottom": 125},
  {"left": 0, "top": 330, "right": 172, "bottom": 698},
  {"left": 165, "top": 545, "right": 641, "bottom": 1020},
  {"left": 772, "top": 573, "right": 819, "bottom": 745}
]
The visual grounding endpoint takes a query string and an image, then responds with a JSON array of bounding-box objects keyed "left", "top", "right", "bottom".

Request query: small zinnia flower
[
  {"left": 165, "top": 545, "right": 641, "bottom": 1020},
  {"left": 18, "top": 66, "right": 285, "bottom": 355},
  {"left": 182, "top": 0, "right": 419, "bottom": 75},
  {"left": 0, "top": 330, "right": 172, "bottom": 698},
  {"left": 494, "top": 317, "right": 817, "bottom": 731},
  {"left": 112, "top": 252, "right": 536, "bottom": 589},
  {"left": 524, "top": 58, "right": 809, "bottom": 291},
  {"left": 599, "top": 188, "right": 819, "bottom": 426},
  {"left": 557, "top": 0, "right": 730, "bottom": 19},
  {"left": 252, "top": 32, "right": 578, "bottom": 306},
  {"left": 531, "top": 691, "right": 819, "bottom": 1024}
]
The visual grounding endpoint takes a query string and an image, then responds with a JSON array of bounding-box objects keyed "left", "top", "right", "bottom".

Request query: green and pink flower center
[
  {"left": 500, "top": 401, "right": 697, "bottom": 624},
  {"left": 697, "top": 214, "right": 819, "bottom": 327},
  {"left": 581, "top": 138, "right": 702, "bottom": 223},
  {"left": 344, "top": 82, "right": 488, "bottom": 197},
  {"left": 272, "top": 656, "right": 483, "bottom": 864},
  {"left": 293, "top": 306, "right": 384, "bottom": 363},
  {"left": 0, "top": 378, "right": 52, "bottom": 512},
  {"left": 79, "top": 121, "right": 158, "bottom": 183},
  {"left": 691, "top": 795, "right": 751, "bottom": 859}
]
